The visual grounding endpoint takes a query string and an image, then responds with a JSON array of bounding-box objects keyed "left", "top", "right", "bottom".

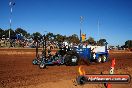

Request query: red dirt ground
[{"left": 0, "top": 49, "right": 132, "bottom": 88}]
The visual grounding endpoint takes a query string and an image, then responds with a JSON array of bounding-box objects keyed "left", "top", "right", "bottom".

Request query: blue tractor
[
  {"left": 63, "top": 43, "right": 109, "bottom": 66},
  {"left": 32, "top": 34, "right": 109, "bottom": 68}
]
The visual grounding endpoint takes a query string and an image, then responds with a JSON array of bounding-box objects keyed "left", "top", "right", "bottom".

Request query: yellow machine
[{"left": 81, "top": 34, "right": 86, "bottom": 42}]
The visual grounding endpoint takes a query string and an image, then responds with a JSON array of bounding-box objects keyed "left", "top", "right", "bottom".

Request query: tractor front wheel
[
  {"left": 39, "top": 63, "right": 46, "bottom": 69},
  {"left": 32, "top": 58, "right": 38, "bottom": 65}
]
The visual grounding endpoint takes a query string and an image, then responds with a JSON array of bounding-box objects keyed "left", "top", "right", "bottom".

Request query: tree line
[
  {"left": 0, "top": 27, "right": 109, "bottom": 46},
  {"left": 0, "top": 28, "right": 30, "bottom": 39}
]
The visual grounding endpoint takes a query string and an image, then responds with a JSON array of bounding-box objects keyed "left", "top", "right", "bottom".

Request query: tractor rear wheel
[
  {"left": 101, "top": 55, "right": 107, "bottom": 63},
  {"left": 64, "top": 55, "right": 71, "bottom": 66},
  {"left": 64, "top": 51, "right": 79, "bottom": 66},
  {"left": 96, "top": 56, "right": 102, "bottom": 63}
]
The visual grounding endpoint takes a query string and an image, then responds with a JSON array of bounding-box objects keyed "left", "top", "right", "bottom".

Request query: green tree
[
  {"left": 68, "top": 34, "right": 80, "bottom": 44},
  {"left": 46, "top": 32, "right": 54, "bottom": 41},
  {"left": 86, "top": 36, "right": 95, "bottom": 45},
  {"left": 97, "top": 39, "right": 106, "bottom": 46},
  {"left": 26, "top": 33, "right": 31, "bottom": 38},
  {"left": 15, "top": 28, "right": 28, "bottom": 37},
  {"left": 32, "top": 32, "right": 42, "bottom": 40},
  {"left": 54, "top": 34, "right": 65, "bottom": 42},
  {"left": 125, "top": 40, "right": 132, "bottom": 48},
  {"left": 0, "top": 28, "right": 4, "bottom": 38},
  {"left": 4, "top": 29, "right": 15, "bottom": 38}
]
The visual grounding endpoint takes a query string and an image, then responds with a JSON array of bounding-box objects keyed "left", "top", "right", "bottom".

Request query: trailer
[{"left": 64, "top": 44, "right": 109, "bottom": 66}]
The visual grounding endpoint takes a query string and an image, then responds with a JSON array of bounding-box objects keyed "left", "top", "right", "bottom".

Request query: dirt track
[{"left": 0, "top": 49, "right": 132, "bottom": 88}]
